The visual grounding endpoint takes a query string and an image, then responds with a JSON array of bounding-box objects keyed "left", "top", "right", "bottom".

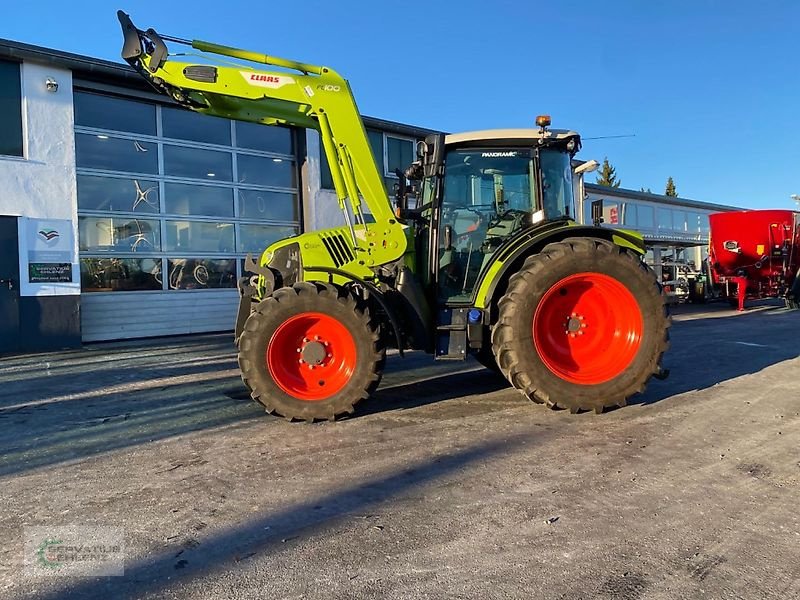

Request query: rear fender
[{"left": 476, "top": 226, "right": 646, "bottom": 316}]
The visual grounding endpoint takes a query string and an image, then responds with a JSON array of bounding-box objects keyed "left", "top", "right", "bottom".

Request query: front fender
[{"left": 474, "top": 224, "right": 647, "bottom": 310}]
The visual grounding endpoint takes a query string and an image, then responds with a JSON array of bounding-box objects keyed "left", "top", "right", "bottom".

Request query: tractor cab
[{"left": 402, "top": 120, "right": 582, "bottom": 304}]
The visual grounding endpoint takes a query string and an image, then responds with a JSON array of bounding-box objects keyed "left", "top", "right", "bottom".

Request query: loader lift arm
[{"left": 117, "top": 10, "right": 402, "bottom": 251}]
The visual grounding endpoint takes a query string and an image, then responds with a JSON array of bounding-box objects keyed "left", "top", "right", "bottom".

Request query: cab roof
[{"left": 445, "top": 128, "right": 580, "bottom": 146}]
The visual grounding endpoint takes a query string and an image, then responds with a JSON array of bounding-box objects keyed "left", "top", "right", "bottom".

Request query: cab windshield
[
  {"left": 436, "top": 146, "right": 575, "bottom": 302},
  {"left": 441, "top": 147, "right": 574, "bottom": 225}
]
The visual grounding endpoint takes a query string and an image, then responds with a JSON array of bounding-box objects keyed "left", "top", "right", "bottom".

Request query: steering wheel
[{"left": 488, "top": 208, "right": 527, "bottom": 229}]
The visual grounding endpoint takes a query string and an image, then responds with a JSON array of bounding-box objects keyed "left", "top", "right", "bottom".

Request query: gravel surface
[{"left": 0, "top": 302, "right": 798, "bottom": 599}]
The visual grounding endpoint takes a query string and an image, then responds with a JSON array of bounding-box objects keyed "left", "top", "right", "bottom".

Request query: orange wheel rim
[
  {"left": 533, "top": 273, "right": 643, "bottom": 385},
  {"left": 267, "top": 312, "right": 357, "bottom": 401}
]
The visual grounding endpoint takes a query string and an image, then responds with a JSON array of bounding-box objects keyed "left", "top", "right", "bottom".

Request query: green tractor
[{"left": 119, "top": 12, "right": 670, "bottom": 420}]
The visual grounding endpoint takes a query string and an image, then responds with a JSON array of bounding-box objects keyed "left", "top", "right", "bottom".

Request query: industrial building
[
  {"left": 582, "top": 183, "right": 738, "bottom": 282},
  {"left": 0, "top": 38, "right": 736, "bottom": 352}
]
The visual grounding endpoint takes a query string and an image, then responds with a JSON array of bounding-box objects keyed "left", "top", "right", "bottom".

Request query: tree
[
  {"left": 595, "top": 157, "right": 621, "bottom": 188},
  {"left": 639, "top": 187, "right": 652, "bottom": 194},
  {"left": 665, "top": 177, "right": 678, "bottom": 197}
]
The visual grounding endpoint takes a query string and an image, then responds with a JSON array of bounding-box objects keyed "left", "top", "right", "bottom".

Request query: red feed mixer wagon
[{"left": 707, "top": 209, "right": 800, "bottom": 310}]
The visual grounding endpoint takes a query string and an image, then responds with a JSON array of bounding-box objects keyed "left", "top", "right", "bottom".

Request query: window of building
[
  {"left": 622, "top": 202, "right": 637, "bottom": 227},
  {"left": 319, "top": 148, "right": 335, "bottom": 190},
  {"left": 162, "top": 106, "right": 230, "bottom": 146},
  {"left": 167, "top": 258, "right": 236, "bottom": 290},
  {"left": 236, "top": 121, "right": 293, "bottom": 154},
  {"left": 0, "top": 60, "right": 23, "bottom": 157},
  {"left": 319, "top": 129, "right": 419, "bottom": 192},
  {"left": 699, "top": 214, "right": 710, "bottom": 234},
  {"left": 77, "top": 175, "right": 160, "bottom": 214},
  {"left": 75, "top": 91, "right": 300, "bottom": 293},
  {"left": 80, "top": 258, "right": 162, "bottom": 292},
  {"left": 367, "top": 129, "right": 383, "bottom": 166},
  {"left": 76, "top": 134, "right": 159, "bottom": 174},
  {"left": 163, "top": 183, "right": 234, "bottom": 217},
  {"left": 657, "top": 208, "right": 673, "bottom": 230},
  {"left": 74, "top": 91, "right": 156, "bottom": 136},
  {"left": 602, "top": 201, "right": 621, "bottom": 225},
  {"left": 239, "top": 189, "right": 297, "bottom": 222},
  {"left": 637, "top": 205, "right": 655, "bottom": 229},
  {"left": 237, "top": 154, "right": 295, "bottom": 188},
  {"left": 620, "top": 202, "right": 658, "bottom": 231},
  {"left": 78, "top": 216, "right": 162, "bottom": 252},
  {"left": 672, "top": 210, "right": 688, "bottom": 232},
  {"left": 163, "top": 144, "right": 233, "bottom": 181},
  {"left": 686, "top": 212, "right": 705, "bottom": 234},
  {"left": 386, "top": 135, "right": 415, "bottom": 176}
]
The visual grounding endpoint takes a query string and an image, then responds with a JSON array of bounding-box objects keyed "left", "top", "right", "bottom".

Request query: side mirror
[{"left": 394, "top": 168, "right": 408, "bottom": 215}]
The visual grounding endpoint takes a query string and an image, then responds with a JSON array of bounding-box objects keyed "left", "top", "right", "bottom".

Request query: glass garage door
[{"left": 74, "top": 90, "right": 301, "bottom": 341}]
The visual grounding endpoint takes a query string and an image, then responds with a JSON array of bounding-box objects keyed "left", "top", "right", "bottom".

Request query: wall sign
[
  {"left": 29, "top": 262, "right": 73, "bottom": 283},
  {"left": 28, "top": 219, "right": 74, "bottom": 265},
  {"left": 19, "top": 218, "right": 79, "bottom": 296}
]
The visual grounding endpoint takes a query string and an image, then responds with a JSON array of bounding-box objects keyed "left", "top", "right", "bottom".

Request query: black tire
[
  {"left": 238, "top": 282, "right": 384, "bottom": 421},
  {"left": 491, "top": 238, "right": 670, "bottom": 413}
]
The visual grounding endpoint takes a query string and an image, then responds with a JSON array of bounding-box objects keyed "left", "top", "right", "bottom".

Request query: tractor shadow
[{"left": 361, "top": 365, "right": 509, "bottom": 417}]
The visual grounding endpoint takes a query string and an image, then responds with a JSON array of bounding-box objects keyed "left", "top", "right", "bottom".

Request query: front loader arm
[{"left": 117, "top": 11, "right": 400, "bottom": 234}]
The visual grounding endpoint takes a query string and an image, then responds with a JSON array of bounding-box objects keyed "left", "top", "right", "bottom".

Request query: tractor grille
[{"left": 320, "top": 232, "right": 355, "bottom": 267}]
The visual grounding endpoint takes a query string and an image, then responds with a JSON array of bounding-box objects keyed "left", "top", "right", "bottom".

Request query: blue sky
[{"left": 3, "top": 1, "right": 799, "bottom": 209}]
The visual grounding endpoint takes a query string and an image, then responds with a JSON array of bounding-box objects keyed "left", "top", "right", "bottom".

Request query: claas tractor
[{"left": 118, "top": 11, "right": 670, "bottom": 420}]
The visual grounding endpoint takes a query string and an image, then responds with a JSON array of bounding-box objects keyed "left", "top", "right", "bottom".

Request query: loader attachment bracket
[
  {"left": 117, "top": 10, "right": 169, "bottom": 72},
  {"left": 144, "top": 28, "right": 169, "bottom": 72},
  {"left": 118, "top": 10, "right": 143, "bottom": 59}
]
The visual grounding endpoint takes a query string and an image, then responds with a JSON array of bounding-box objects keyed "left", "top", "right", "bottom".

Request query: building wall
[
  {"left": 1, "top": 61, "right": 79, "bottom": 293},
  {"left": 0, "top": 62, "right": 76, "bottom": 223},
  {"left": 0, "top": 60, "right": 81, "bottom": 350}
]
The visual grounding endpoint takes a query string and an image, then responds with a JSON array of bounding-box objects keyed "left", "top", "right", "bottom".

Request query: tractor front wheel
[
  {"left": 238, "top": 282, "right": 384, "bottom": 421},
  {"left": 492, "top": 238, "right": 670, "bottom": 413}
]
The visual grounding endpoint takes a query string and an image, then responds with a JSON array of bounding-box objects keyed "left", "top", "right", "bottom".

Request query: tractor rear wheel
[
  {"left": 491, "top": 238, "right": 670, "bottom": 413},
  {"left": 238, "top": 282, "right": 384, "bottom": 421}
]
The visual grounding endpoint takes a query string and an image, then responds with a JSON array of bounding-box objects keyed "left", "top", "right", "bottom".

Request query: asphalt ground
[{"left": 0, "top": 302, "right": 798, "bottom": 599}]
